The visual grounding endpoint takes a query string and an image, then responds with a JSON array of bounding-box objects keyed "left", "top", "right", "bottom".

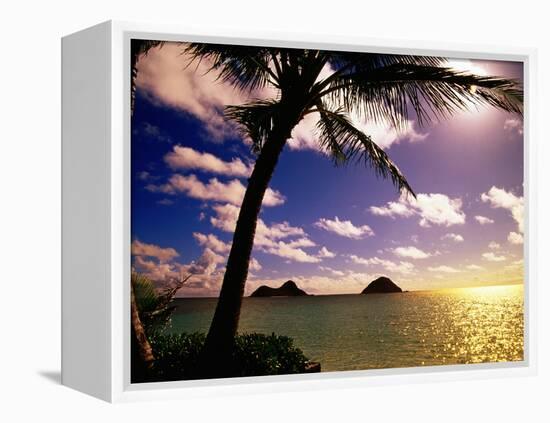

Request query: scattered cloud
[
  {"left": 157, "top": 198, "right": 174, "bottom": 206},
  {"left": 318, "top": 266, "right": 345, "bottom": 277},
  {"left": 350, "top": 255, "right": 415, "bottom": 274},
  {"left": 427, "top": 265, "right": 460, "bottom": 273},
  {"left": 249, "top": 258, "right": 262, "bottom": 272},
  {"left": 137, "top": 122, "right": 173, "bottom": 143},
  {"left": 474, "top": 215, "right": 494, "bottom": 225},
  {"left": 164, "top": 145, "right": 253, "bottom": 177},
  {"left": 482, "top": 252, "right": 506, "bottom": 262},
  {"left": 147, "top": 174, "right": 285, "bottom": 207},
  {"left": 488, "top": 241, "right": 501, "bottom": 250},
  {"left": 193, "top": 232, "right": 231, "bottom": 254},
  {"left": 209, "top": 203, "right": 320, "bottom": 263},
  {"left": 481, "top": 186, "right": 524, "bottom": 233},
  {"left": 466, "top": 264, "right": 484, "bottom": 270},
  {"left": 393, "top": 246, "right": 431, "bottom": 259},
  {"left": 317, "top": 246, "right": 336, "bottom": 258},
  {"left": 137, "top": 171, "right": 152, "bottom": 181},
  {"left": 370, "top": 192, "right": 466, "bottom": 227},
  {"left": 314, "top": 216, "right": 374, "bottom": 239},
  {"left": 264, "top": 242, "right": 321, "bottom": 263},
  {"left": 184, "top": 247, "right": 226, "bottom": 276},
  {"left": 133, "top": 255, "right": 181, "bottom": 281},
  {"left": 350, "top": 115, "right": 429, "bottom": 150},
  {"left": 508, "top": 231, "right": 524, "bottom": 245},
  {"left": 503, "top": 118, "right": 523, "bottom": 136},
  {"left": 136, "top": 43, "right": 261, "bottom": 140},
  {"left": 286, "top": 238, "right": 317, "bottom": 248},
  {"left": 505, "top": 259, "right": 524, "bottom": 271},
  {"left": 131, "top": 240, "right": 179, "bottom": 262},
  {"left": 441, "top": 233, "right": 464, "bottom": 243},
  {"left": 370, "top": 200, "right": 415, "bottom": 218}
]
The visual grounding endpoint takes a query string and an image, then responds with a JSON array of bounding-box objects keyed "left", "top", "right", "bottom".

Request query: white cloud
[
  {"left": 350, "top": 115, "right": 428, "bottom": 150},
  {"left": 209, "top": 203, "right": 321, "bottom": 263},
  {"left": 285, "top": 238, "right": 317, "bottom": 248},
  {"left": 466, "top": 264, "right": 484, "bottom": 270},
  {"left": 193, "top": 232, "right": 231, "bottom": 254},
  {"left": 318, "top": 266, "right": 345, "bottom": 277},
  {"left": 370, "top": 201, "right": 415, "bottom": 218},
  {"left": 393, "top": 246, "right": 431, "bottom": 259},
  {"left": 249, "top": 258, "right": 262, "bottom": 272},
  {"left": 314, "top": 216, "right": 374, "bottom": 239},
  {"left": 136, "top": 43, "right": 260, "bottom": 140},
  {"left": 164, "top": 145, "right": 253, "bottom": 177},
  {"left": 184, "top": 247, "right": 226, "bottom": 276},
  {"left": 441, "top": 233, "right": 464, "bottom": 242},
  {"left": 508, "top": 231, "right": 524, "bottom": 245},
  {"left": 482, "top": 252, "right": 506, "bottom": 262},
  {"left": 488, "top": 241, "right": 501, "bottom": 250},
  {"left": 370, "top": 192, "right": 466, "bottom": 227},
  {"left": 133, "top": 255, "right": 181, "bottom": 281},
  {"left": 427, "top": 265, "right": 460, "bottom": 273},
  {"left": 147, "top": 174, "right": 285, "bottom": 207},
  {"left": 481, "top": 186, "right": 524, "bottom": 233},
  {"left": 504, "top": 259, "right": 524, "bottom": 271},
  {"left": 131, "top": 240, "right": 179, "bottom": 262},
  {"left": 317, "top": 246, "right": 336, "bottom": 258},
  {"left": 350, "top": 255, "right": 415, "bottom": 274},
  {"left": 503, "top": 118, "right": 523, "bottom": 136},
  {"left": 474, "top": 215, "right": 494, "bottom": 225},
  {"left": 264, "top": 241, "right": 321, "bottom": 263}
]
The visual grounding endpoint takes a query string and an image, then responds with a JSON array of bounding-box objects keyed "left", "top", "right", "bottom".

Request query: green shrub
[{"left": 145, "top": 332, "right": 310, "bottom": 382}]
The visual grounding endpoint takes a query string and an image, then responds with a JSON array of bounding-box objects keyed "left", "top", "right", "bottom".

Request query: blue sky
[{"left": 131, "top": 43, "right": 524, "bottom": 296}]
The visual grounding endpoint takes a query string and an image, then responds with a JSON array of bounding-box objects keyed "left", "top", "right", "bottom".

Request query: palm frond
[
  {"left": 225, "top": 99, "right": 281, "bottom": 154},
  {"left": 184, "top": 43, "right": 280, "bottom": 91},
  {"left": 314, "top": 101, "right": 414, "bottom": 196},
  {"left": 319, "top": 64, "right": 523, "bottom": 127},
  {"left": 131, "top": 272, "right": 191, "bottom": 329},
  {"left": 131, "top": 40, "right": 164, "bottom": 114}
]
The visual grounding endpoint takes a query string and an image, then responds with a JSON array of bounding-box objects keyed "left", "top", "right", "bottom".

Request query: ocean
[{"left": 167, "top": 284, "right": 524, "bottom": 371}]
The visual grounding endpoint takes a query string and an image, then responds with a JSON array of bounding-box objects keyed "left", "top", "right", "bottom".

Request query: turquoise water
[{"left": 168, "top": 285, "right": 524, "bottom": 371}]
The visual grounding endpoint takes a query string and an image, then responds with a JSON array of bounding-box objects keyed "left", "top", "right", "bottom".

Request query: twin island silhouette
[{"left": 250, "top": 276, "right": 403, "bottom": 297}]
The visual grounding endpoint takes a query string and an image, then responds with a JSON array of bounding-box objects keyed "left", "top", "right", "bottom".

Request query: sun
[{"left": 447, "top": 59, "right": 488, "bottom": 76}]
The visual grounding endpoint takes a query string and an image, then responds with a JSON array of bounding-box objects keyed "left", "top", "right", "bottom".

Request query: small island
[
  {"left": 361, "top": 276, "right": 402, "bottom": 294},
  {"left": 250, "top": 280, "right": 309, "bottom": 297}
]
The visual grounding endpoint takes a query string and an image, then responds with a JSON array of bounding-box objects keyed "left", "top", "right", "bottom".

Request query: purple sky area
[{"left": 131, "top": 42, "right": 524, "bottom": 296}]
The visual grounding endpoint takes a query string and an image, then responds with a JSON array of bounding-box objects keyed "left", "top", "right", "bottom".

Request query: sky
[{"left": 131, "top": 42, "right": 524, "bottom": 297}]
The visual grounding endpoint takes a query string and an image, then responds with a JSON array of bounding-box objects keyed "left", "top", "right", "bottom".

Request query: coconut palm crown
[{"left": 182, "top": 44, "right": 523, "bottom": 376}]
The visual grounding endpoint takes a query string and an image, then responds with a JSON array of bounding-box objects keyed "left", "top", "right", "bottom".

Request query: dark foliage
[{"left": 141, "top": 332, "right": 310, "bottom": 382}]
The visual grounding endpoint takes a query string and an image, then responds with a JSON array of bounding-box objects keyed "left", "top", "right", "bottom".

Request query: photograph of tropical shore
[{"left": 130, "top": 40, "right": 524, "bottom": 383}]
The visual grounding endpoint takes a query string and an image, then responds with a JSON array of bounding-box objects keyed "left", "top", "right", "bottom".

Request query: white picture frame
[{"left": 61, "top": 20, "right": 537, "bottom": 403}]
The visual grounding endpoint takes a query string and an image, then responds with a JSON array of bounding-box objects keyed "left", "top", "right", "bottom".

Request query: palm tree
[{"left": 183, "top": 45, "right": 523, "bottom": 376}]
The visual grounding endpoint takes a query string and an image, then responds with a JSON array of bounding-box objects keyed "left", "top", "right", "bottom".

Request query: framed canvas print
[{"left": 61, "top": 21, "right": 536, "bottom": 402}]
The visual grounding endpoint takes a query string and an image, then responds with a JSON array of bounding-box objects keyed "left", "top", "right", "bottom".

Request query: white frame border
[{"left": 109, "top": 20, "right": 537, "bottom": 403}]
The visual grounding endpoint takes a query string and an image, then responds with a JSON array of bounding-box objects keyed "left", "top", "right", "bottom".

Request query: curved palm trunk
[
  {"left": 199, "top": 113, "right": 299, "bottom": 377},
  {"left": 131, "top": 284, "right": 155, "bottom": 382}
]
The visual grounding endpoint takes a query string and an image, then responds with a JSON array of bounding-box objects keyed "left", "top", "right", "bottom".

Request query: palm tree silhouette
[{"left": 183, "top": 44, "right": 522, "bottom": 376}]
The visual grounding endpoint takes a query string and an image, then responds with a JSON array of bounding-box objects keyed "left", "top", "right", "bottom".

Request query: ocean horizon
[{"left": 166, "top": 283, "right": 524, "bottom": 372}]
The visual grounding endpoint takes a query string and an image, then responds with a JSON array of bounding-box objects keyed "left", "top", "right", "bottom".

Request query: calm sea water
[{"left": 168, "top": 284, "right": 524, "bottom": 371}]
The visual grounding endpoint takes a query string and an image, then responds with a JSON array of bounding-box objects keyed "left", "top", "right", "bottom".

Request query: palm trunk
[
  {"left": 199, "top": 113, "right": 298, "bottom": 377},
  {"left": 131, "top": 284, "right": 155, "bottom": 381}
]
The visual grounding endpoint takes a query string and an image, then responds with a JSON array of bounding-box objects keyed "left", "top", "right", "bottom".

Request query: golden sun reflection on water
[{"left": 418, "top": 284, "right": 524, "bottom": 365}]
